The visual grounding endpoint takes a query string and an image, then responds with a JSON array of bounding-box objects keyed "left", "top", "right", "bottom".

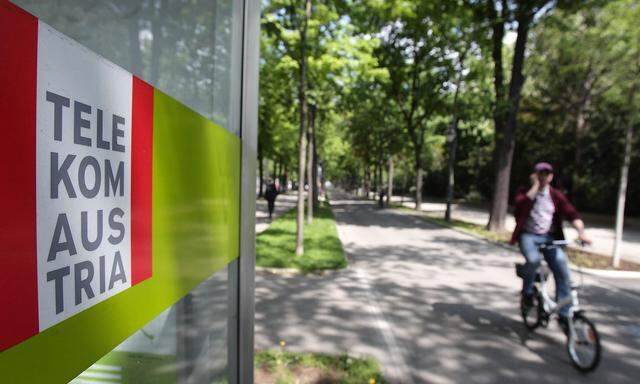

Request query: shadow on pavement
[{"left": 255, "top": 196, "right": 640, "bottom": 383}]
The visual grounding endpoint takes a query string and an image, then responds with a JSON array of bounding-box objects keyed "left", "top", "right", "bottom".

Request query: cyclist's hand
[
  {"left": 577, "top": 234, "right": 592, "bottom": 246},
  {"left": 529, "top": 173, "right": 539, "bottom": 186}
]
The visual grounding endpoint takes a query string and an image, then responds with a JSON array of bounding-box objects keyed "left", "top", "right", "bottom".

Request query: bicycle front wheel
[
  {"left": 567, "top": 312, "right": 601, "bottom": 372},
  {"left": 520, "top": 288, "right": 541, "bottom": 330}
]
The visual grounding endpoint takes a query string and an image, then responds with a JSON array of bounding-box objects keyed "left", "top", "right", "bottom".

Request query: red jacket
[{"left": 510, "top": 186, "right": 580, "bottom": 245}]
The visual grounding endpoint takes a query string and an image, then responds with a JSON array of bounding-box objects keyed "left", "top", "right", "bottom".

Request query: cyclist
[{"left": 510, "top": 162, "right": 592, "bottom": 333}]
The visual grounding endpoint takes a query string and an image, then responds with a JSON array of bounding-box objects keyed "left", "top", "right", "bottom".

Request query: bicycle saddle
[{"left": 515, "top": 263, "right": 550, "bottom": 282}]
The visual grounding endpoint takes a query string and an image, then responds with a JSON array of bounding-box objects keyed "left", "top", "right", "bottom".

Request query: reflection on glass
[
  {"left": 12, "top": 0, "right": 242, "bottom": 134},
  {"left": 9, "top": 1, "right": 242, "bottom": 382},
  {"left": 69, "top": 268, "right": 229, "bottom": 384}
]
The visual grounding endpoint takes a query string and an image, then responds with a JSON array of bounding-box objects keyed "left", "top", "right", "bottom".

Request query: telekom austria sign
[
  {"left": 1, "top": 3, "right": 239, "bottom": 380},
  {"left": 37, "top": 22, "right": 155, "bottom": 330},
  {"left": 2, "top": 3, "right": 153, "bottom": 349}
]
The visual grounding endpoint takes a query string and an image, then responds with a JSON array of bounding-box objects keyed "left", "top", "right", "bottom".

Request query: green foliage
[
  {"left": 256, "top": 203, "right": 347, "bottom": 271},
  {"left": 260, "top": 0, "right": 640, "bottom": 217},
  {"left": 260, "top": 0, "right": 376, "bottom": 186},
  {"left": 512, "top": 0, "right": 640, "bottom": 214}
]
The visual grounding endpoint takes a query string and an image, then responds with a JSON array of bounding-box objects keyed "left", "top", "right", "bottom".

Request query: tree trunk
[
  {"left": 414, "top": 140, "right": 423, "bottom": 210},
  {"left": 415, "top": 166, "right": 423, "bottom": 211},
  {"left": 307, "top": 105, "right": 315, "bottom": 224},
  {"left": 445, "top": 119, "right": 458, "bottom": 221},
  {"left": 486, "top": 0, "right": 506, "bottom": 230},
  {"left": 612, "top": 118, "right": 633, "bottom": 268},
  {"left": 296, "top": 115, "right": 307, "bottom": 257},
  {"left": 363, "top": 165, "right": 371, "bottom": 198},
  {"left": 572, "top": 70, "right": 596, "bottom": 199},
  {"left": 375, "top": 159, "right": 381, "bottom": 197},
  {"left": 386, "top": 157, "right": 394, "bottom": 206},
  {"left": 377, "top": 159, "right": 383, "bottom": 208},
  {"left": 372, "top": 159, "right": 378, "bottom": 196},
  {"left": 312, "top": 120, "right": 319, "bottom": 209},
  {"left": 258, "top": 150, "right": 264, "bottom": 197},
  {"left": 277, "top": 161, "right": 282, "bottom": 185},
  {"left": 445, "top": 59, "right": 463, "bottom": 221},
  {"left": 295, "top": 0, "right": 312, "bottom": 257},
  {"left": 283, "top": 166, "right": 288, "bottom": 191},
  {"left": 488, "top": 6, "right": 532, "bottom": 233},
  {"left": 401, "top": 166, "right": 407, "bottom": 204},
  {"left": 613, "top": 82, "right": 637, "bottom": 267},
  {"left": 272, "top": 160, "right": 277, "bottom": 182}
]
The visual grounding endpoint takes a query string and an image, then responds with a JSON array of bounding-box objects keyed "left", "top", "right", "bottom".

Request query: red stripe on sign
[
  {"left": 0, "top": 2, "right": 39, "bottom": 351},
  {"left": 131, "top": 77, "right": 153, "bottom": 285}
]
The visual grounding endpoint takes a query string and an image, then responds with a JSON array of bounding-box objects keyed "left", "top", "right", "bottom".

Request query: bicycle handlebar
[{"left": 539, "top": 239, "right": 588, "bottom": 249}]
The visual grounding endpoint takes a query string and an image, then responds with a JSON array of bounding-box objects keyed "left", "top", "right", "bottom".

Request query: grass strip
[
  {"left": 256, "top": 202, "right": 347, "bottom": 272},
  {"left": 255, "top": 349, "right": 385, "bottom": 384},
  {"left": 394, "top": 205, "right": 640, "bottom": 272}
]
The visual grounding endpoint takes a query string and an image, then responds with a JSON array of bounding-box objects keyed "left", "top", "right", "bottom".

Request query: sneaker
[
  {"left": 558, "top": 315, "right": 570, "bottom": 337},
  {"left": 522, "top": 293, "right": 535, "bottom": 307}
]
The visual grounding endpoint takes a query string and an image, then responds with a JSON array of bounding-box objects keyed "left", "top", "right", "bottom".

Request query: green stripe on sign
[
  {"left": 0, "top": 90, "right": 241, "bottom": 383},
  {"left": 153, "top": 88, "right": 241, "bottom": 293}
]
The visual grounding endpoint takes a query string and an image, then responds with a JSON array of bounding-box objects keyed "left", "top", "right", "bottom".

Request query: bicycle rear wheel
[
  {"left": 567, "top": 312, "right": 601, "bottom": 372},
  {"left": 520, "top": 288, "right": 541, "bottom": 330}
]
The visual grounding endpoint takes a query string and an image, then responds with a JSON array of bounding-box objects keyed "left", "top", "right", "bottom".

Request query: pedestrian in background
[{"left": 265, "top": 179, "right": 279, "bottom": 219}]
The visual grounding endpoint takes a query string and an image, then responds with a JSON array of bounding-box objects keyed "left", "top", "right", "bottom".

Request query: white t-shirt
[{"left": 524, "top": 186, "right": 555, "bottom": 234}]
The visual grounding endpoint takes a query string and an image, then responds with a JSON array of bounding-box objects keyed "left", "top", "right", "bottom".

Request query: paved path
[
  {"left": 390, "top": 196, "right": 640, "bottom": 264},
  {"left": 255, "top": 193, "right": 297, "bottom": 234},
  {"left": 255, "top": 194, "right": 640, "bottom": 383}
]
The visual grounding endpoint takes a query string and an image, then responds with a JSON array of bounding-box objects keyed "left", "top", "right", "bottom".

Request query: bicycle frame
[
  {"left": 519, "top": 240, "right": 601, "bottom": 372},
  {"left": 536, "top": 266, "right": 580, "bottom": 318}
]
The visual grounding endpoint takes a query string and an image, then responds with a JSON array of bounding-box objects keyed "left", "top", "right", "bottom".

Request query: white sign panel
[{"left": 36, "top": 23, "right": 133, "bottom": 330}]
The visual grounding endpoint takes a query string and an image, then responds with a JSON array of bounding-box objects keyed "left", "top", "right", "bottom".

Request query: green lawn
[
  {"left": 420, "top": 213, "right": 510, "bottom": 243},
  {"left": 255, "top": 350, "right": 385, "bottom": 384},
  {"left": 256, "top": 203, "right": 347, "bottom": 272},
  {"left": 395, "top": 205, "right": 640, "bottom": 272}
]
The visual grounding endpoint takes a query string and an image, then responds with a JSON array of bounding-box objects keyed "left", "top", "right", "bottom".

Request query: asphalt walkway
[{"left": 255, "top": 193, "right": 640, "bottom": 383}]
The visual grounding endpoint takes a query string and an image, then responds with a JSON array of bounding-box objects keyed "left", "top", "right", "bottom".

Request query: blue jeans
[{"left": 519, "top": 232, "right": 572, "bottom": 316}]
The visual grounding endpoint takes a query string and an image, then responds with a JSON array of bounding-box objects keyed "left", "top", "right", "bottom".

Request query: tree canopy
[{"left": 259, "top": 0, "right": 640, "bottom": 222}]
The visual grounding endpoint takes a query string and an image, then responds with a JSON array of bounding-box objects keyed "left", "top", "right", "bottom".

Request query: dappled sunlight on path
[{"left": 255, "top": 192, "right": 640, "bottom": 383}]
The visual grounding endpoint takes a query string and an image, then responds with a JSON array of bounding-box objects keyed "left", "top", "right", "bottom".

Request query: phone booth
[{"left": 0, "top": 0, "right": 258, "bottom": 382}]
